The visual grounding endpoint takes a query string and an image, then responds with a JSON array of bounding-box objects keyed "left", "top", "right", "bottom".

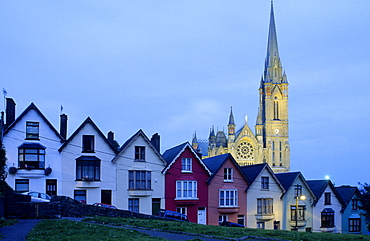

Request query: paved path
[{"left": 0, "top": 219, "right": 41, "bottom": 241}]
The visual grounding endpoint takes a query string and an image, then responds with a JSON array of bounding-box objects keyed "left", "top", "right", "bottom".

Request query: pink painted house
[
  {"left": 162, "top": 142, "right": 211, "bottom": 224},
  {"left": 203, "top": 153, "right": 249, "bottom": 226}
]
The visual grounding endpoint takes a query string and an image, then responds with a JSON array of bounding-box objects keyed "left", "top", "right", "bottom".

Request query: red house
[
  {"left": 162, "top": 142, "right": 211, "bottom": 224},
  {"left": 203, "top": 153, "right": 249, "bottom": 226}
]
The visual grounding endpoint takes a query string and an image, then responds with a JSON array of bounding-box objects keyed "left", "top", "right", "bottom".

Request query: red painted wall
[{"left": 164, "top": 147, "right": 210, "bottom": 223}]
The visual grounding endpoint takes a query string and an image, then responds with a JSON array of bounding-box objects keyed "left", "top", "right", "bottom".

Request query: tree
[
  {"left": 0, "top": 141, "right": 7, "bottom": 181},
  {"left": 358, "top": 182, "right": 370, "bottom": 231}
]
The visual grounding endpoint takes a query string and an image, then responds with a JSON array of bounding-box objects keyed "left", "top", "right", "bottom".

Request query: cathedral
[{"left": 192, "top": 2, "right": 290, "bottom": 173}]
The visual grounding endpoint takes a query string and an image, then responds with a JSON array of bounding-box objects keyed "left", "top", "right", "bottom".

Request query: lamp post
[{"left": 294, "top": 184, "right": 306, "bottom": 231}]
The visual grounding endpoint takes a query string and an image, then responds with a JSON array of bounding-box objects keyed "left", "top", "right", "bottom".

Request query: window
[
  {"left": 128, "top": 171, "right": 151, "bottom": 190},
  {"left": 237, "top": 215, "right": 245, "bottom": 227},
  {"left": 176, "top": 207, "right": 187, "bottom": 215},
  {"left": 15, "top": 179, "right": 29, "bottom": 192},
  {"left": 74, "top": 190, "right": 86, "bottom": 203},
  {"left": 181, "top": 158, "right": 192, "bottom": 172},
  {"left": 135, "top": 146, "right": 145, "bottom": 161},
  {"left": 224, "top": 168, "right": 233, "bottom": 182},
  {"left": 324, "top": 192, "right": 331, "bottom": 205},
  {"left": 257, "top": 198, "right": 273, "bottom": 214},
  {"left": 273, "top": 100, "right": 279, "bottom": 120},
  {"left": 257, "top": 222, "right": 265, "bottom": 229},
  {"left": 176, "top": 180, "right": 197, "bottom": 199},
  {"left": 352, "top": 199, "right": 359, "bottom": 210},
  {"left": 294, "top": 184, "right": 303, "bottom": 197},
  {"left": 219, "top": 189, "right": 238, "bottom": 207},
  {"left": 46, "top": 179, "right": 57, "bottom": 196},
  {"left": 261, "top": 177, "right": 269, "bottom": 189},
  {"left": 18, "top": 145, "right": 45, "bottom": 169},
  {"left": 349, "top": 218, "right": 361, "bottom": 232},
  {"left": 82, "top": 135, "right": 94, "bottom": 152},
  {"left": 76, "top": 156, "right": 100, "bottom": 181},
  {"left": 321, "top": 209, "right": 334, "bottom": 228},
  {"left": 26, "top": 122, "right": 39, "bottom": 139},
  {"left": 219, "top": 215, "right": 228, "bottom": 225},
  {"left": 291, "top": 206, "right": 305, "bottom": 221},
  {"left": 129, "top": 198, "right": 139, "bottom": 213}
]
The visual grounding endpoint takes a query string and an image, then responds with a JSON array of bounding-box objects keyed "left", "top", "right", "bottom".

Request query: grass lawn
[
  {"left": 0, "top": 218, "right": 17, "bottom": 227},
  {"left": 26, "top": 219, "right": 166, "bottom": 241},
  {"left": 85, "top": 216, "right": 370, "bottom": 241}
]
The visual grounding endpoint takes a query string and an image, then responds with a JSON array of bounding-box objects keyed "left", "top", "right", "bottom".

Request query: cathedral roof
[{"left": 215, "top": 131, "right": 227, "bottom": 147}]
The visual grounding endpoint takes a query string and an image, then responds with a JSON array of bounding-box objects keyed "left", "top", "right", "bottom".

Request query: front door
[
  {"left": 46, "top": 179, "right": 57, "bottom": 196},
  {"left": 152, "top": 198, "right": 161, "bottom": 215},
  {"left": 101, "top": 190, "right": 112, "bottom": 204},
  {"left": 197, "top": 207, "right": 206, "bottom": 225}
]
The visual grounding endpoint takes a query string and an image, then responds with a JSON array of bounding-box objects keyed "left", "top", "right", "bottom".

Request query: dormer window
[
  {"left": 26, "top": 122, "right": 39, "bottom": 139},
  {"left": 181, "top": 158, "right": 192, "bottom": 172},
  {"left": 134, "top": 146, "right": 145, "bottom": 161},
  {"left": 82, "top": 135, "right": 94, "bottom": 153}
]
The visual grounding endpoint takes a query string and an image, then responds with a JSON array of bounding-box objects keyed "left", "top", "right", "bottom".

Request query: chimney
[
  {"left": 150, "top": 133, "right": 160, "bottom": 153},
  {"left": 5, "top": 98, "right": 16, "bottom": 128},
  {"left": 60, "top": 114, "right": 68, "bottom": 139},
  {"left": 107, "top": 131, "right": 114, "bottom": 145}
]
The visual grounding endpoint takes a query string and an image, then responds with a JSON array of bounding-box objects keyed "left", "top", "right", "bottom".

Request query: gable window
[
  {"left": 176, "top": 180, "right": 197, "bottom": 199},
  {"left": 321, "top": 208, "right": 334, "bottom": 228},
  {"left": 15, "top": 179, "right": 29, "bottom": 192},
  {"left": 219, "top": 189, "right": 238, "bottom": 207},
  {"left": 181, "top": 158, "right": 192, "bottom": 172},
  {"left": 257, "top": 198, "right": 273, "bottom": 214},
  {"left": 76, "top": 156, "right": 100, "bottom": 181},
  {"left": 224, "top": 168, "right": 233, "bottom": 182},
  {"left": 352, "top": 199, "right": 359, "bottom": 210},
  {"left": 82, "top": 135, "right": 94, "bottom": 152},
  {"left": 74, "top": 190, "right": 86, "bottom": 203},
  {"left": 135, "top": 146, "right": 145, "bottom": 161},
  {"left": 18, "top": 143, "right": 46, "bottom": 169},
  {"left": 349, "top": 218, "right": 361, "bottom": 232},
  {"left": 324, "top": 192, "right": 331, "bottom": 205},
  {"left": 129, "top": 198, "right": 139, "bottom": 213},
  {"left": 26, "top": 122, "right": 39, "bottom": 139},
  {"left": 291, "top": 205, "right": 305, "bottom": 221},
  {"left": 261, "top": 177, "right": 269, "bottom": 190},
  {"left": 128, "top": 171, "right": 151, "bottom": 190}
]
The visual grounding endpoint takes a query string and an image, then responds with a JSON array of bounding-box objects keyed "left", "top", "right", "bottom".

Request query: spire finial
[{"left": 228, "top": 106, "right": 235, "bottom": 125}]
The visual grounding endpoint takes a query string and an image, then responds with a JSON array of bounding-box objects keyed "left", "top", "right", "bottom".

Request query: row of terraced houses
[{"left": 0, "top": 98, "right": 367, "bottom": 234}]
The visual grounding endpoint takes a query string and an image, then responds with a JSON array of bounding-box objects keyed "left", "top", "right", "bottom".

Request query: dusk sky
[{"left": 1, "top": 1, "right": 369, "bottom": 187}]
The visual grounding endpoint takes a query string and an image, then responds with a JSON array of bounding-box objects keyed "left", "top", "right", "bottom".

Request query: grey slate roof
[
  {"left": 336, "top": 186, "right": 358, "bottom": 206},
  {"left": 275, "top": 172, "right": 300, "bottom": 191},
  {"left": 307, "top": 180, "right": 345, "bottom": 207},
  {"left": 162, "top": 142, "right": 188, "bottom": 164},
  {"left": 240, "top": 163, "right": 267, "bottom": 185}
]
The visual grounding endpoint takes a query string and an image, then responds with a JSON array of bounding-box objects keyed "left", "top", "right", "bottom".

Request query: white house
[
  {"left": 112, "top": 130, "right": 166, "bottom": 215},
  {"left": 307, "top": 180, "right": 344, "bottom": 233},
  {"left": 240, "top": 163, "right": 285, "bottom": 230},
  {"left": 3, "top": 99, "right": 64, "bottom": 196},
  {"left": 58, "top": 117, "right": 118, "bottom": 205},
  {"left": 275, "top": 172, "right": 316, "bottom": 232}
]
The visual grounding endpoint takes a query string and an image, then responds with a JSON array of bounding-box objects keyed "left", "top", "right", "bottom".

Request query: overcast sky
[{"left": 1, "top": 1, "right": 369, "bottom": 187}]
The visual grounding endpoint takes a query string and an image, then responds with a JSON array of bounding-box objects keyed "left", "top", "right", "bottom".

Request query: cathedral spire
[
  {"left": 228, "top": 106, "right": 235, "bottom": 125},
  {"left": 266, "top": 1, "right": 279, "bottom": 62}
]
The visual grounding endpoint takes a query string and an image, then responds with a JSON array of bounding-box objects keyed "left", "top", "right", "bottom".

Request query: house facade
[
  {"left": 307, "top": 180, "right": 344, "bottom": 233},
  {"left": 336, "top": 185, "right": 367, "bottom": 234},
  {"left": 58, "top": 117, "right": 118, "bottom": 205},
  {"left": 276, "top": 172, "right": 315, "bottom": 232},
  {"left": 162, "top": 142, "right": 211, "bottom": 224},
  {"left": 3, "top": 100, "right": 64, "bottom": 196},
  {"left": 241, "top": 163, "right": 285, "bottom": 230},
  {"left": 112, "top": 130, "right": 166, "bottom": 215},
  {"left": 203, "top": 153, "right": 248, "bottom": 226}
]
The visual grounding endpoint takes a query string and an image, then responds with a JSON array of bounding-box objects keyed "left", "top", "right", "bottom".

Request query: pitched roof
[
  {"left": 336, "top": 186, "right": 359, "bottom": 206},
  {"left": 275, "top": 172, "right": 300, "bottom": 191},
  {"left": 58, "top": 117, "right": 118, "bottom": 153},
  {"left": 241, "top": 163, "right": 285, "bottom": 192},
  {"left": 162, "top": 142, "right": 211, "bottom": 174},
  {"left": 112, "top": 129, "right": 166, "bottom": 165},
  {"left": 203, "top": 153, "right": 249, "bottom": 184},
  {"left": 307, "top": 180, "right": 345, "bottom": 206},
  {"left": 4, "top": 102, "right": 64, "bottom": 141}
]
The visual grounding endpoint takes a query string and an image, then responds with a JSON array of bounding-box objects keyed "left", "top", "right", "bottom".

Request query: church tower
[{"left": 256, "top": 1, "right": 290, "bottom": 172}]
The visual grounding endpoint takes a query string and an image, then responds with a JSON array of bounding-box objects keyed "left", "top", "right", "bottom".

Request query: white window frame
[
  {"left": 176, "top": 207, "right": 187, "bottom": 215},
  {"left": 224, "top": 168, "right": 233, "bottom": 182},
  {"left": 219, "top": 189, "right": 238, "bottom": 207},
  {"left": 219, "top": 215, "right": 228, "bottom": 225},
  {"left": 176, "top": 180, "right": 197, "bottom": 199},
  {"left": 261, "top": 176, "right": 269, "bottom": 190},
  {"left": 257, "top": 198, "right": 273, "bottom": 214},
  {"left": 181, "top": 158, "right": 192, "bottom": 172}
]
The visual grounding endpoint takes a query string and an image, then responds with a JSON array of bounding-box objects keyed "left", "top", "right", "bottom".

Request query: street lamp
[{"left": 294, "top": 184, "right": 306, "bottom": 231}]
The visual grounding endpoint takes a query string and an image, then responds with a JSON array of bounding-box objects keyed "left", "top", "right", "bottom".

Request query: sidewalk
[{"left": 0, "top": 219, "right": 41, "bottom": 241}]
